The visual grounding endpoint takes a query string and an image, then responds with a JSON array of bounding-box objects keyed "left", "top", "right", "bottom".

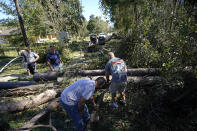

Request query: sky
[{"left": 81, "top": 0, "right": 107, "bottom": 21}]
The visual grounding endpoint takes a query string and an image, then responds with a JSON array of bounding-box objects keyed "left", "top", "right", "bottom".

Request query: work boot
[{"left": 109, "top": 102, "right": 118, "bottom": 108}]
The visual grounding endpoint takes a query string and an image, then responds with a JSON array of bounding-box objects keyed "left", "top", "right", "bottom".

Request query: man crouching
[{"left": 60, "top": 77, "right": 106, "bottom": 131}]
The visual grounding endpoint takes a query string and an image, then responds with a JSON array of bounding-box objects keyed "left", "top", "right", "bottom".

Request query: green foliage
[
  {"left": 5, "top": 34, "right": 24, "bottom": 46},
  {"left": 32, "top": 42, "right": 72, "bottom": 63},
  {"left": 87, "top": 15, "right": 109, "bottom": 34},
  {"left": 0, "top": 45, "right": 5, "bottom": 56},
  {"left": 100, "top": 0, "right": 197, "bottom": 130},
  {"left": 39, "top": 0, "right": 84, "bottom": 35},
  {"left": 78, "top": 20, "right": 89, "bottom": 38},
  {"left": 0, "top": 0, "right": 84, "bottom": 46},
  {"left": 101, "top": 0, "right": 197, "bottom": 70}
]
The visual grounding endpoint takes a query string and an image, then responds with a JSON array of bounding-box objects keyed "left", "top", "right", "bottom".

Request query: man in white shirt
[
  {"left": 60, "top": 77, "right": 106, "bottom": 131},
  {"left": 18, "top": 47, "right": 39, "bottom": 75}
]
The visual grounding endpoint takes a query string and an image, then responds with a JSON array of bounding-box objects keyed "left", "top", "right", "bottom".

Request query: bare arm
[
  {"left": 105, "top": 72, "right": 110, "bottom": 83},
  {"left": 34, "top": 55, "right": 39, "bottom": 63},
  {"left": 47, "top": 61, "right": 54, "bottom": 71},
  {"left": 125, "top": 65, "right": 127, "bottom": 72},
  {"left": 78, "top": 97, "right": 86, "bottom": 114},
  {"left": 91, "top": 95, "right": 96, "bottom": 108}
]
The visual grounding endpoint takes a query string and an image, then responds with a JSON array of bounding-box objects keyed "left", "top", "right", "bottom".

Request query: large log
[
  {"left": 33, "top": 72, "right": 58, "bottom": 82},
  {"left": 32, "top": 68, "right": 161, "bottom": 82},
  {"left": 0, "top": 83, "right": 55, "bottom": 97},
  {"left": 21, "top": 98, "right": 59, "bottom": 130},
  {"left": 127, "top": 76, "right": 162, "bottom": 86},
  {"left": 77, "top": 68, "right": 161, "bottom": 76},
  {"left": 58, "top": 76, "right": 162, "bottom": 86},
  {"left": 0, "top": 89, "right": 63, "bottom": 114},
  {"left": 0, "top": 81, "right": 37, "bottom": 89}
]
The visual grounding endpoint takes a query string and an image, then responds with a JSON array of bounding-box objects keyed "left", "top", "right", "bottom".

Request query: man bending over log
[
  {"left": 46, "top": 45, "right": 64, "bottom": 72},
  {"left": 105, "top": 52, "right": 127, "bottom": 108},
  {"left": 60, "top": 77, "right": 106, "bottom": 131}
]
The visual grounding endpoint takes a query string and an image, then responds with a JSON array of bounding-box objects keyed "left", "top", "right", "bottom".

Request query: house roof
[{"left": 0, "top": 28, "right": 21, "bottom": 36}]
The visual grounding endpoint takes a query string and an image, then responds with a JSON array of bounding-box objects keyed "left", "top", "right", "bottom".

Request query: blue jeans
[{"left": 60, "top": 99, "right": 90, "bottom": 131}]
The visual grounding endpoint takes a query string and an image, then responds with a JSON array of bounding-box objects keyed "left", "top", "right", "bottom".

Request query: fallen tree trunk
[
  {"left": 33, "top": 72, "right": 58, "bottom": 82},
  {"left": 58, "top": 76, "right": 162, "bottom": 86},
  {"left": 77, "top": 68, "right": 161, "bottom": 76},
  {"left": 15, "top": 124, "right": 57, "bottom": 131},
  {"left": 32, "top": 69, "right": 161, "bottom": 82},
  {"left": 21, "top": 98, "right": 59, "bottom": 130},
  {"left": 0, "top": 81, "right": 37, "bottom": 89},
  {"left": 0, "top": 83, "right": 55, "bottom": 97},
  {"left": 127, "top": 76, "right": 162, "bottom": 86},
  {"left": 0, "top": 89, "right": 63, "bottom": 114}
]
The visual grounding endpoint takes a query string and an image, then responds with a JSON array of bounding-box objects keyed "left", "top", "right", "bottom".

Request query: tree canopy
[
  {"left": 87, "top": 15, "right": 109, "bottom": 34},
  {"left": 0, "top": 0, "right": 84, "bottom": 42},
  {"left": 100, "top": 0, "right": 197, "bottom": 71}
]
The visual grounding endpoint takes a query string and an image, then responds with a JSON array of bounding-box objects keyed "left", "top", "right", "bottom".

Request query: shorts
[
  {"left": 109, "top": 82, "right": 127, "bottom": 94},
  {"left": 27, "top": 62, "right": 36, "bottom": 74}
]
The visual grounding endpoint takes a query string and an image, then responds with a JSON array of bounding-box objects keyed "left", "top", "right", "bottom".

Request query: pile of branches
[{"left": 127, "top": 72, "right": 197, "bottom": 131}]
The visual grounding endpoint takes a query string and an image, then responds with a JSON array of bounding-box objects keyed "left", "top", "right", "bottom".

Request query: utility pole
[{"left": 13, "top": 0, "right": 29, "bottom": 47}]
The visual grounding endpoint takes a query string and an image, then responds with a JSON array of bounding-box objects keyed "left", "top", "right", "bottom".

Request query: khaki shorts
[{"left": 109, "top": 82, "right": 127, "bottom": 94}]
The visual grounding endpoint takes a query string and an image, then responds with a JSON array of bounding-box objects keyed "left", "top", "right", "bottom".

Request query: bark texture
[
  {"left": 33, "top": 72, "right": 58, "bottom": 82},
  {"left": 77, "top": 68, "right": 161, "bottom": 76},
  {"left": 0, "top": 83, "right": 55, "bottom": 97},
  {"left": 0, "top": 81, "right": 37, "bottom": 89},
  {"left": 0, "top": 89, "right": 62, "bottom": 114}
]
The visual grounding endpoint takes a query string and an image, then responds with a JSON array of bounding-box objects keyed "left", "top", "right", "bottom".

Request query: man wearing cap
[
  {"left": 60, "top": 77, "right": 106, "bottom": 131},
  {"left": 46, "top": 45, "right": 64, "bottom": 71}
]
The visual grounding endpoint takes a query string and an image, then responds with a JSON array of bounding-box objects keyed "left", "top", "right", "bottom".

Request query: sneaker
[
  {"left": 120, "top": 100, "right": 127, "bottom": 106},
  {"left": 109, "top": 102, "right": 118, "bottom": 108}
]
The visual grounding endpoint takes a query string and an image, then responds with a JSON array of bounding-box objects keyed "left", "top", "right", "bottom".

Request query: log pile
[{"left": 0, "top": 68, "right": 164, "bottom": 130}]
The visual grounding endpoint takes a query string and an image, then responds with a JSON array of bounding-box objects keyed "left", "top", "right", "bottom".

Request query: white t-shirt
[
  {"left": 21, "top": 50, "right": 28, "bottom": 62},
  {"left": 24, "top": 52, "right": 39, "bottom": 63},
  {"left": 60, "top": 79, "right": 95, "bottom": 105}
]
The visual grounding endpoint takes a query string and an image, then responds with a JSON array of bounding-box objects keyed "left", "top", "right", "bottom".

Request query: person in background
[
  {"left": 25, "top": 47, "right": 39, "bottom": 75},
  {"left": 60, "top": 77, "right": 106, "bottom": 131},
  {"left": 105, "top": 52, "right": 127, "bottom": 108},
  {"left": 18, "top": 47, "right": 39, "bottom": 75},
  {"left": 46, "top": 45, "right": 64, "bottom": 71},
  {"left": 18, "top": 48, "right": 30, "bottom": 76}
]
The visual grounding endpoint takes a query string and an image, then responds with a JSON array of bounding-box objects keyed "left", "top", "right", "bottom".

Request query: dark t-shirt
[
  {"left": 105, "top": 57, "right": 127, "bottom": 83},
  {"left": 46, "top": 51, "right": 61, "bottom": 67}
]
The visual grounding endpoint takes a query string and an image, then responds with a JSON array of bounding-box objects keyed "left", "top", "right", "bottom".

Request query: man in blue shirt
[
  {"left": 46, "top": 45, "right": 64, "bottom": 71},
  {"left": 60, "top": 77, "right": 106, "bottom": 131},
  {"left": 105, "top": 52, "right": 127, "bottom": 108}
]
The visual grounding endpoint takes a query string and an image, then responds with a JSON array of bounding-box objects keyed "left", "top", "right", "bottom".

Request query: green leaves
[{"left": 87, "top": 15, "right": 109, "bottom": 34}]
